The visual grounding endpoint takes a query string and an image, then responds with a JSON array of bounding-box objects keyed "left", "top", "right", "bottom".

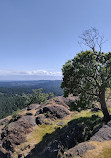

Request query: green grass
[{"left": 27, "top": 110, "right": 103, "bottom": 144}]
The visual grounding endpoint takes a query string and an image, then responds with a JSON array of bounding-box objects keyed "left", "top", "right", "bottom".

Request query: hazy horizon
[{"left": 0, "top": 75, "right": 62, "bottom": 81}]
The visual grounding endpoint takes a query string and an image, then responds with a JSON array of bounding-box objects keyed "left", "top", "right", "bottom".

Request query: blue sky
[{"left": 0, "top": 0, "right": 111, "bottom": 80}]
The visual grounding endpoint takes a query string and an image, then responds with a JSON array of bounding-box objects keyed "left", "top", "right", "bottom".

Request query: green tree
[
  {"left": 48, "top": 92, "right": 54, "bottom": 99},
  {"left": 61, "top": 51, "right": 111, "bottom": 122},
  {"left": 30, "top": 88, "right": 54, "bottom": 104}
]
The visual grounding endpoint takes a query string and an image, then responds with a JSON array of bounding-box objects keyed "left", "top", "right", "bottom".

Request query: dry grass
[{"left": 83, "top": 141, "right": 111, "bottom": 158}]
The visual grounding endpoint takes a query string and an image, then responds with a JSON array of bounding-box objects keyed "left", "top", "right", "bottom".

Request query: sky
[{"left": 0, "top": 0, "right": 111, "bottom": 80}]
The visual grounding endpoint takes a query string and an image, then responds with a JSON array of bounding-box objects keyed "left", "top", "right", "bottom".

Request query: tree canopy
[{"left": 61, "top": 51, "right": 111, "bottom": 122}]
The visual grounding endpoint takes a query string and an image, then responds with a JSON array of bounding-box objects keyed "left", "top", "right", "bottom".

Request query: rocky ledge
[{"left": 0, "top": 96, "right": 71, "bottom": 157}]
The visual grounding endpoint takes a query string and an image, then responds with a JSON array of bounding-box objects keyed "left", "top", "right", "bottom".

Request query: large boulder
[
  {"left": 90, "top": 121, "right": 111, "bottom": 141},
  {"left": 64, "top": 142, "right": 95, "bottom": 157},
  {"left": 43, "top": 105, "right": 70, "bottom": 119},
  {"left": 1, "top": 116, "right": 36, "bottom": 151},
  {"left": 51, "top": 96, "right": 70, "bottom": 109},
  {"left": 27, "top": 104, "right": 40, "bottom": 111},
  {"left": 46, "top": 96, "right": 77, "bottom": 110}
]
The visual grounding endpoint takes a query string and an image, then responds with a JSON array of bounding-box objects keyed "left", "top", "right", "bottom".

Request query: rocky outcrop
[
  {"left": 64, "top": 120, "right": 111, "bottom": 158},
  {"left": 0, "top": 118, "right": 9, "bottom": 126},
  {"left": 36, "top": 114, "right": 46, "bottom": 125},
  {"left": 1, "top": 96, "right": 111, "bottom": 158},
  {"left": 35, "top": 108, "right": 43, "bottom": 116},
  {"left": 64, "top": 142, "right": 95, "bottom": 158},
  {"left": 57, "top": 121, "right": 65, "bottom": 126},
  {"left": 0, "top": 99, "right": 71, "bottom": 157},
  {"left": 34, "top": 103, "right": 70, "bottom": 122},
  {"left": 46, "top": 96, "right": 77, "bottom": 110},
  {"left": 27, "top": 104, "right": 40, "bottom": 111},
  {"left": 43, "top": 105, "right": 70, "bottom": 119},
  {"left": 1, "top": 116, "right": 36, "bottom": 151},
  {"left": 90, "top": 120, "right": 111, "bottom": 141}
]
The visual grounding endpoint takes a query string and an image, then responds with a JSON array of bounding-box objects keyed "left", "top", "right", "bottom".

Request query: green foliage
[
  {"left": 12, "top": 109, "right": 20, "bottom": 119},
  {"left": 70, "top": 95, "right": 94, "bottom": 112},
  {"left": 61, "top": 51, "right": 111, "bottom": 119},
  {"left": 48, "top": 92, "right": 54, "bottom": 99},
  {"left": 31, "top": 88, "right": 48, "bottom": 104},
  {"left": 30, "top": 88, "right": 54, "bottom": 104},
  {"left": 62, "top": 51, "right": 111, "bottom": 96}
]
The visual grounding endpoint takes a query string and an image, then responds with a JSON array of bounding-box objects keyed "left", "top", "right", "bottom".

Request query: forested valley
[{"left": 0, "top": 80, "right": 63, "bottom": 119}]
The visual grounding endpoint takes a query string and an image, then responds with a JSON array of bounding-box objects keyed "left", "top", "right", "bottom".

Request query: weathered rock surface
[
  {"left": 11, "top": 114, "right": 22, "bottom": 122},
  {"left": 1, "top": 116, "right": 36, "bottom": 151},
  {"left": 64, "top": 142, "right": 95, "bottom": 157},
  {"left": 57, "top": 121, "right": 65, "bottom": 126},
  {"left": 90, "top": 120, "right": 111, "bottom": 141},
  {"left": 46, "top": 96, "right": 77, "bottom": 110},
  {"left": 27, "top": 104, "right": 40, "bottom": 111},
  {"left": 43, "top": 105, "right": 70, "bottom": 118},
  {"left": 0, "top": 118, "right": 9, "bottom": 126},
  {"left": 2, "top": 96, "right": 111, "bottom": 158},
  {"left": 36, "top": 114, "right": 46, "bottom": 125},
  {"left": 35, "top": 108, "right": 43, "bottom": 116}
]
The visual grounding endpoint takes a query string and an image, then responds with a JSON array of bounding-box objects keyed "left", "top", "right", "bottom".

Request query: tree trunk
[{"left": 99, "top": 90, "right": 110, "bottom": 123}]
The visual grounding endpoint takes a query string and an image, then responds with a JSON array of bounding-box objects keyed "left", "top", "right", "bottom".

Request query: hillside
[
  {"left": 0, "top": 80, "right": 63, "bottom": 119},
  {"left": 0, "top": 96, "right": 111, "bottom": 158}
]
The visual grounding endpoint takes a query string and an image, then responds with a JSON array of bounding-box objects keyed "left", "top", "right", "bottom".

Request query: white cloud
[{"left": 0, "top": 70, "right": 62, "bottom": 76}]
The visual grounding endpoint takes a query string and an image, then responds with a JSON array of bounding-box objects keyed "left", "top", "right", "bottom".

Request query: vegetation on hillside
[
  {"left": 0, "top": 80, "right": 62, "bottom": 119},
  {"left": 61, "top": 28, "right": 111, "bottom": 122}
]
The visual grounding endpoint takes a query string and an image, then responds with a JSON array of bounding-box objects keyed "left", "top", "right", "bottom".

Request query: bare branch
[{"left": 79, "top": 27, "right": 107, "bottom": 52}]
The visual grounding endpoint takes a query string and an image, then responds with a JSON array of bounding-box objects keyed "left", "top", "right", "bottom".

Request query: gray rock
[
  {"left": 27, "top": 104, "right": 40, "bottom": 111},
  {"left": 49, "top": 96, "right": 78, "bottom": 110},
  {"left": 43, "top": 105, "right": 70, "bottom": 119},
  {"left": 0, "top": 118, "right": 9, "bottom": 126},
  {"left": 64, "top": 142, "right": 95, "bottom": 157},
  {"left": 57, "top": 121, "right": 65, "bottom": 126},
  {"left": 1, "top": 116, "right": 36, "bottom": 151},
  {"left": 35, "top": 108, "right": 43, "bottom": 116},
  {"left": 90, "top": 120, "right": 111, "bottom": 141},
  {"left": 36, "top": 114, "right": 46, "bottom": 125}
]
